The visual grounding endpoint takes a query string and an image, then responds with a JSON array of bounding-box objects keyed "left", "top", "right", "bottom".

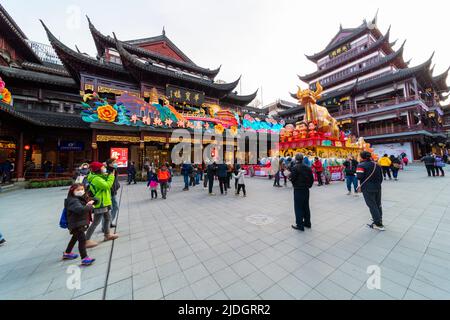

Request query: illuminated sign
[{"left": 110, "top": 148, "right": 129, "bottom": 168}]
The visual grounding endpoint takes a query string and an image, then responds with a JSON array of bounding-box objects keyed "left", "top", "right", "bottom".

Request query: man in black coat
[
  {"left": 357, "top": 151, "right": 385, "bottom": 231},
  {"left": 290, "top": 154, "right": 314, "bottom": 232},
  {"left": 217, "top": 163, "right": 229, "bottom": 195},
  {"left": 127, "top": 162, "right": 137, "bottom": 185},
  {"left": 206, "top": 161, "right": 218, "bottom": 195},
  {"left": 421, "top": 154, "right": 436, "bottom": 177},
  {"left": 343, "top": 155, "right": 359, "bottom": 195}
]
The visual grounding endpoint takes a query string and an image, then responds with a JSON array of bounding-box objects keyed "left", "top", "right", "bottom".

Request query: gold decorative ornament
[
  {"left": 297, "top": 82, "right": 340, "bottom": 139},
  {"left": 96, "top": 135, "right": 140, "bottom": 143}
]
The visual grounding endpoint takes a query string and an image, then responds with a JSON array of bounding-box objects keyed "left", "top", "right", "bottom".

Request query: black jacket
[
  {"left": 343, "top": 159, "right": 359, "bottom": 176},
  {"left": 290, "top": 163, "right": 314, "bottom": 189},
  {"left": 217, "top": 164, "right": 228, "bottom": 178},
  {"left": 357, "top": 160, "right": 383, "bottom": 192},
  {"left": 65, "top": 196, "right": 93, "bottom": 231},
  {"left": 127, "top": 165, "right": 137, "bottom": 175},
  {"left": 421, "top": 156, "right": 435, "bottom": 166},
  {"left": 107, "top": 167, "right": 121, "bottom": 196},
  {"left": 207, "top": 164, "right": 217, "bottom": 178}
]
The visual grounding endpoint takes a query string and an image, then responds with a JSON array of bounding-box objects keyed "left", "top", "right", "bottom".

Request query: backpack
[
  {"left": 158, "top": 171, "right": 170, "bottom": 181},
  {"left": 59, "top": 207, "right": 68, "bottom": 229}
]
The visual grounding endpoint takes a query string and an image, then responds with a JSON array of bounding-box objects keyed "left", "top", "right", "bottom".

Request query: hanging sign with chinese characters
[
  {"left": 329, "top": 43, "right": 351, "bottom": 59},
  {"left": 80, "top": 92, "right": 283, "bottom": 135},
  {"left": 166, "top": 85, "right": 205, "bottom": 106}
]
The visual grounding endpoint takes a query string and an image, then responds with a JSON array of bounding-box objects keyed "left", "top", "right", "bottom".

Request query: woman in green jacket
[{"left": 85, "top": 162, "right": 119, "bottom": 248}]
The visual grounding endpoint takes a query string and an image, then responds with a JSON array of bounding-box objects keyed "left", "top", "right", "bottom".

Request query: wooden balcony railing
[
  {"left": 359, "top": 124, "right": 443, "bottom": 137},
  {"left": 330, "top": 96, "right": 433, "bottom": 118}
]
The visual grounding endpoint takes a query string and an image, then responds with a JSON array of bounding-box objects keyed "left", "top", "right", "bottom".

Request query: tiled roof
[
  {"left": 0, "top": 65, "right": 77, "bottom": 88},
  {"left": 0, "top": 101, "right": 89, "bottom": 129}
]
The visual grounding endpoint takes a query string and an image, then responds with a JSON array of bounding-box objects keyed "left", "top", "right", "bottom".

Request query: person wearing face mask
[
  {"left": 85, "top": 162, "right": 119, "bottom": 247},
  {"left": 75, "top": 163, "right": 90, "bottom": 188},
  {"left": 105, "top": 158, "right": 121, "bottom": 229},
  {"left": 63, "top": 184, "right": 96, "bottom": 266}
]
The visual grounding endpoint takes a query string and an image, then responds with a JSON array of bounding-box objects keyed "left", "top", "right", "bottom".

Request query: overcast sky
[{"left": 3, "top": 0, "right": 450, "bottom": 106}]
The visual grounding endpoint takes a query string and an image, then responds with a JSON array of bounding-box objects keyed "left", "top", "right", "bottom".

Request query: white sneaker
[
  {"left": 368, "top": 223, "right": 386, "bottom": 231},
  {"left": 347, "top": 192, "right": 352, "bottom": 196}
]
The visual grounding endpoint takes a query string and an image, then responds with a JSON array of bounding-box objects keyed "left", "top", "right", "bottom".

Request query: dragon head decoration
[{"left": 297, "top": 82, "right": 323, "bottom": 106}]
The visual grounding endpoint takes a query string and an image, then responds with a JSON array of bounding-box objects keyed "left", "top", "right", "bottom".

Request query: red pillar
[{"left": 16, "top": 132, "right": 24, "bottom": 179}]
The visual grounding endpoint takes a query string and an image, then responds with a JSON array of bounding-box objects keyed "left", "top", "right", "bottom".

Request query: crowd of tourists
[
  {"left": 1, "top": 149, "right": 448, "bottom": 267},
  {"left": 180, "top": 161, "right": 247, "bottom": 197}
]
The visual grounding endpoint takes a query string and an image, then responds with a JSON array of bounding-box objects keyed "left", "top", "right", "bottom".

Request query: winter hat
[{"left": 90, "top": 162, "right": 104, "bottom": 173}]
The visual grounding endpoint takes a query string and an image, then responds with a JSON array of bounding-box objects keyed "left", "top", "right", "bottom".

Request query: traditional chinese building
[
  {"left": 0, "top": 4, "right": 264, "bottom": 179},
  {"left": 278, "top": 13, "right": 448, "bottom": 159}
]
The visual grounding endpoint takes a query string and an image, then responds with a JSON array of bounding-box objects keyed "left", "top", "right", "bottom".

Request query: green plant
[{"left": 25, "top": 179, "right": 73, "bottom": 189}]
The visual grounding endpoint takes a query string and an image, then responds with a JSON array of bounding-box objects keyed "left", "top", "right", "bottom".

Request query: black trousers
[
  {"left": 235, "top": 178, "right": 239, "bottom": 190},
  {"left": 151, "top": 189, "right": 158, "bottom": 198},
  {"left": 128, "top": 174, "right": 136, "bottom": 184},
  {"left": 316, "top": 172, "right": 323, "bottom": 186},
  {"left": 274, "top": 175, "right": 281, "bottom": 186},
  {"left": 219, "top": 177, "right": 228, "bottom": 194},
  {"left": 362, "top": 190, "right": 383, "bottom": 226},
  {"left": 160, "top": 182, "right": 168, "bottom": 198},
  {"left": 208, "top": 177, "right": 215, "bottom": 194},
  {"left": 426, "top": 165, "right": 436, "bottom": 177},
  {"left": 294, "top": 188, "right": 311, "bottom": 228},
  {"left": 204, "top": 174, "right": 208, "bottom": 188},
  {"left": 382, "top": 167, "right": 392, "bottom": 179},
  {"left": 435, "top": 166, "right": 445, "bottom": 176},
  {"left": 237, "top": 184, "right": 246, "bottom": 196},
  {"left": 66, "top": 227, "right": 88, "bottom": 259}
]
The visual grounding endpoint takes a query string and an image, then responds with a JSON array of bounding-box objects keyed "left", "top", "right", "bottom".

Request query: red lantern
[{"left": 24, "top": 145, "right": 31, "bottom": 151}]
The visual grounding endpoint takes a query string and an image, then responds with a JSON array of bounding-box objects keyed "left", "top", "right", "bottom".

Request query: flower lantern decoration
[
  {"left": 97, "top": 104, "right": 118, "bottom": 122},
  {"left": 229, "top": 126, "right": 238, "bottom": 137},
  {"left": 214, "top": 124, "right": 225, "bottom": 135},
  {"left": 0, "top": 77, "right": 12, "bottom": 105}
]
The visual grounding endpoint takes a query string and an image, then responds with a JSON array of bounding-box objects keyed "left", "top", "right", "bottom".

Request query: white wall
[{"left": 372, "top": 142, "right": 413, "bottom": 160}]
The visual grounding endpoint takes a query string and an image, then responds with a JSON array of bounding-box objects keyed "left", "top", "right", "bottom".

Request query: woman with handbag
[
  {"left": 390, "top": 155, "right": 401, "bottom": 181},
  {"left": 357, "top": 151, "right": 385, "bottom": 231}
]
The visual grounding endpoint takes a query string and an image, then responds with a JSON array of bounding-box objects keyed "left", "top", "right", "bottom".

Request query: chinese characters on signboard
[
  {"left": 329, "top": 43, "right": 352, "bottom": 59},
  {"left": 110, "top": 148, "right": 129, "bottom": 168},
  {"left": 166, "top": 85, "right": 205, "bottom": 106}
]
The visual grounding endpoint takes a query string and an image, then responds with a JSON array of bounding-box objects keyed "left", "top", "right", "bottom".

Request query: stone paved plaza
[{"left": 1, "top": 165, "right": 450, "bottom": 300}]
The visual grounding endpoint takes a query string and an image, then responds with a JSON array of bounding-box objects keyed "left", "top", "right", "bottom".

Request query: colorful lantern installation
[{"left": 0, "top": 77, "right": 12, "bottom": 105}]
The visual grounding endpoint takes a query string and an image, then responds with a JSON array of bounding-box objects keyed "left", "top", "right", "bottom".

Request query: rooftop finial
[
  {"left": 372, "top": 8, "right": 379, "bottom": 25},
  {"left": 162, "top": 26, "right": 166, "bottom": 36}
]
